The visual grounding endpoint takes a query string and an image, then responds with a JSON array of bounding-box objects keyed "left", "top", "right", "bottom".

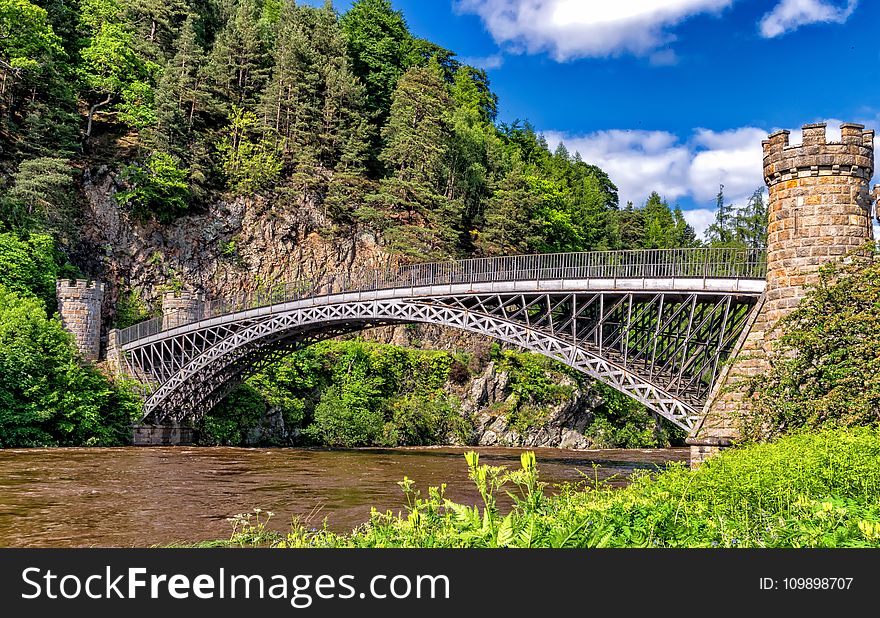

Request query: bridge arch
[
  {"left": 137, "top": 300, "right": 707, "bottom": 429},
  {"left": 115, "top": 248, "right": 767, "bottom": 433}
]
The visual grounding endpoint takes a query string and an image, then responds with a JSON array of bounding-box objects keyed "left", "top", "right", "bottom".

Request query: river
[{"left": 0, "top": 446, "right": 687, "bottom": 547}]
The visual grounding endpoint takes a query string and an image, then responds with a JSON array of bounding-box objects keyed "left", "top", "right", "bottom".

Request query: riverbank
[{"left": 210, "top": 426, "right": 880, "bottom": 548}]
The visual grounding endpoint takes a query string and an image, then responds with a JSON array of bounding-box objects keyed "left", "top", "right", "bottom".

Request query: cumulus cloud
[
  {"left": 759, "top": 0, "right": 858, "bottom": 38},
  {"left": 454, "top": 0, "right": 734, "bottom": 61},
  {"left": 543, "top": 126, "right": 766, "bottom": 214},
  {"left": 681, "top": 208, "right": 717, "bottom": 240},
  {"left": 545, "top": 119, "right": 880, "bottom": 240}
]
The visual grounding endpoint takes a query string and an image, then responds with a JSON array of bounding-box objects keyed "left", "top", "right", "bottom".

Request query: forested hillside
[
  {"left": 0, "top": 0, "right": 767, "bottom": 447},
  {"left": 1, "top": 0, "right": 715, "bottom": 255}
]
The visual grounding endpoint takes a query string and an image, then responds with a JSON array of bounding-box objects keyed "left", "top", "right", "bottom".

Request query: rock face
[
  {"left": 75, "top": 166, "right": 604, "bottom": 449},
  {"left": 458, "top": 362, "right": 600, "bottom": 449},
  {"left": 77, "top": 166, "right": 396, "bottom": 328}
]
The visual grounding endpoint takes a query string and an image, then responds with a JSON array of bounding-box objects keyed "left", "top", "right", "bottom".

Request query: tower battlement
[
  {"left": 763, "top": 122, "right": 874, "bottom": 187},
  {"left": 162, "top": 289, "right": 204, "bottom": 331},
  {"left": 56, "top": 279, "right": 104, "bottom": 299}
]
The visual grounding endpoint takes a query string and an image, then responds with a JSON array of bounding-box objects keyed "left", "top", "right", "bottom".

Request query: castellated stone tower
[
  {"left": 162, "top": 290, "right": 203, "bottom": 330},
  {"left": 56, "top": 279, "right": 104, "bottom": 361},
  {"left": 689, "top": 122, "right": 875, "bottom": 465}
]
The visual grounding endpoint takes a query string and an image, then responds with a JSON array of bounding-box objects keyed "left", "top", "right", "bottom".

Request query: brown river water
[{"left": 0, "top": 446, "right": 687, "bottom": 547}]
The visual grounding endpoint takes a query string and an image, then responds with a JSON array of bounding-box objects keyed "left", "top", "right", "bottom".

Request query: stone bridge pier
[{"left": 688, "top": 122, "right": 876, "bottom": 464}]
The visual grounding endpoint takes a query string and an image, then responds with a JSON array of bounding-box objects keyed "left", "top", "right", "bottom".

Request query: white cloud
[
  {"left": 543, "top": 126, "right": 765, "bottom": 213},
  {"left": 454, "top": 0, "right": 734, "bottom": 61},
  {"left": 759, "top": 0, "right": 857, "bottom": 38},
  {"left": 681, "top": 208, "right": 717, "bottom": 239},
  {"left": 458, "top": 53, "right": 505, "bottom": 70},
  {"left": 546, "top": 119, "right": 880, "bottom": 240},
  {"left": 688, "top": 127, "right": 767, "bottom": 202}
]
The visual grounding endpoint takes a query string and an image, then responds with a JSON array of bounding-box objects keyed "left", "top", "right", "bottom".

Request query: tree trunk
[{"left": 86, "top": 93, "right": 114, "bottom": 139}]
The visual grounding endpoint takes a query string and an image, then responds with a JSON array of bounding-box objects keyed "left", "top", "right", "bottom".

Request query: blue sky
[{"left": 312, "top": 0, "right": 880, "bottom": 238}]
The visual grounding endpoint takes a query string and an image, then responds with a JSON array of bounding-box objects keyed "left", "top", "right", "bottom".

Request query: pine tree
[
  {"left": 206, "top": 0, "right": 270, "bottom": 110},
  {"left": 733, "top": 188, "right": 768, "bottom": 248},
  {"left": 4, "top": 157, "right": 75, "bottom": 231},
  {"left": 705, "top": 184, "right": 737, "bottom": 246},
  {"left": 476, "top": 163, "right": 537, "bottom": 256},
  {"left": 259, "top": 2, "right": 368, "bottom": 175},
  {"left": 123, "top": 0, "right": 189, "bottom": 62},
  {"left": 372, "top": 59, "right": 458, "bottom": 259},
  {"left": 340, "top": 0, "right": 413, "bottom": 171},
  {"left": 152, "top": 13, "right": 210, "bottom": 154}
]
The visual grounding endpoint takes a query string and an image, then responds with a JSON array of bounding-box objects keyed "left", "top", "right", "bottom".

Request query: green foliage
[
  {"left": 493, "top": 349, "right": 574, "bottom": 433},
  {"left": 113, "top": 288, "right": 155, "bottom": 329},
  {"left": 197, "top": 383, "right": 267, "bottom": 446},
  {"left": 739, "top": 251, "right": 880, "bottom": 440},
  {"left": 78, "top": 0, "right": 157, "bottom": 137},
  {"left": 267, "top": 426, "right": 880, "bottom": 548},
  {"left": 340, "top": 0, "right": 413, "bottom": 130},
  {"left": 0, "top": 284, "right": 141, "bottom": 447},
  {"left": 216, "top": 106, "right": 282, "bottom": 194},
  {"left": 0, "top": 0, "right": 63, "bottom": 73},
  {"left": 116, "top": 151, "right": 190, "bottom": 222},
  {"left": 587, "top": 383, "right": 685, "bottom": 448},
  {"left": 0, "top": 231, "right": 58, "bottom": 306},
  {"left": 388, "top": 392, "right": 470, "bottom": 446},
  {"left": 307, "top": 382, "right": 386, "bottom": 447}
]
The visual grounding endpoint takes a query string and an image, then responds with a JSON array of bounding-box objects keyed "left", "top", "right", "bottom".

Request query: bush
[
  {"left": 493, "top": 349, "right": 575, "bottom": 433},
  {"left": 0, "top": 285, "right": 140, "bottom": 446},
  {"left": 0, "top": 231, "right": 58, "bottom": 307},
  {"left": 113, "top": 288, "right": 156, "bottom": 329},
  {"left": 586, "top": 383, "right": 685, "bottom": 448},
  {"left": 388, "top": 393, "right": 470, "bottom": 446},
  {"left": 198, "top": 383, "right": 267, "bottom": 446},
  {"left": 117, "top": 151, "right": 191, "bottom": 223},
  {"left": 740, "top": 251, "right": 880, "bottom": 440}
]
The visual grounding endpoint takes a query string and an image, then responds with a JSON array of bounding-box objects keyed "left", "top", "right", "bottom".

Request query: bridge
[{"left": 112, "top": 247, "right": 767, "bottom": 432}]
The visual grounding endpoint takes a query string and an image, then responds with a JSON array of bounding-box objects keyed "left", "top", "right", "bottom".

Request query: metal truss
[{"left": 123, "top": 289, "right": 761, "bottom": 432}]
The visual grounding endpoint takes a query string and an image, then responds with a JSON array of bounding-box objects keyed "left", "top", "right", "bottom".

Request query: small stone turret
[
  {"left": 690, "top": 122, "right": 876, "bottom": 465},
  {"left": 162, "top": 290, "right": 203, "bottom": 330},
  {"left": 56, "top": 279, "right": 104, "bottom": 361}
]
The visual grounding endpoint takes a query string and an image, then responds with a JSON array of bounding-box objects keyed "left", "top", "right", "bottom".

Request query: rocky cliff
[{"left": 73, "top": 167, "right": 607, "bottom": 449}]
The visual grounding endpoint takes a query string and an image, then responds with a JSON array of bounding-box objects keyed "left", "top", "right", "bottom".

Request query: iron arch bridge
[{"left": 116, "top": 248, "right": 767, "bottom": 431}]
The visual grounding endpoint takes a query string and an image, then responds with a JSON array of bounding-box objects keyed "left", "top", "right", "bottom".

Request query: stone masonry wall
[
  {"left": 56, "top": 279, "right": 104, "bottom": 361},
  {"left": 162, "top": 291, "right": 203, "bottom": 330},
  {"left": 689, "top": 123, "right": 876, "bottom": 460}
]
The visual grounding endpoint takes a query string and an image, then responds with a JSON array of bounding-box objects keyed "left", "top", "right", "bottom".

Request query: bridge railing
[{"left": 117, "top": 247, "right": 766, "bottom": 345}]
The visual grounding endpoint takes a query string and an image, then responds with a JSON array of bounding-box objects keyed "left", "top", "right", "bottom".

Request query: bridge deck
[{"left": 121, "top": 276, "right": 765, "bottom": 351}]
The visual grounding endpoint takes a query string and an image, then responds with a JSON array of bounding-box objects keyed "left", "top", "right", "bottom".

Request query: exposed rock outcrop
[{"left": 75, "top": 167, "right": 604, "bottom": 449}]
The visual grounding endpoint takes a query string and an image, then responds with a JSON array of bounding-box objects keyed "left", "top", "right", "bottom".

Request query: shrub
[
  {"left": 740, "top": 250, "right": 880, "bottom": 441},
  {"left": 198, "top": 383, "right": 267, "bottom": 446},
  {"left": 0, "top": 285, "right": 140, "bottom": 446},
  {"left": 117, "top": 151, "right": 190, "bottom": 223},
  {"left": 0, "top": 231, "right": 58, "bottom": 307}
]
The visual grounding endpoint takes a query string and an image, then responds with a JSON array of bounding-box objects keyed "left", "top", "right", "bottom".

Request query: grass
[{"left": 192, "top": 426, "right": 880, "bottom": 548}]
